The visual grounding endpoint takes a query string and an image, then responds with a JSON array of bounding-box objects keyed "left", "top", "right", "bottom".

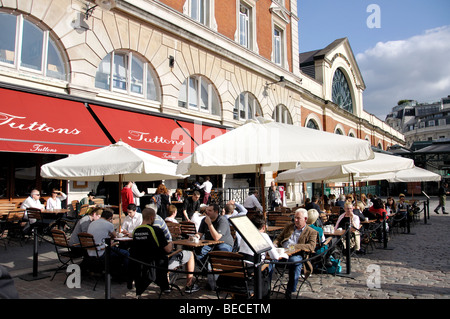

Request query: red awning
[
  {"left": 89, "top": 104, "right": 195, "bottom": 160},
  {"left": 0, "top": 88, "right": 112, "bottom": 155},
  {"left": 89, "top": 104, "right": 228, "bottom": 160}
]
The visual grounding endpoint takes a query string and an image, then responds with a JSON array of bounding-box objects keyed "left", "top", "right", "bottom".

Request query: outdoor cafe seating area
[
  {"left": 0, "top": 121, "right": 441, "bottom": 299},
  {"left": 0, "top": 190, "right": 430, "bottom": 299}
]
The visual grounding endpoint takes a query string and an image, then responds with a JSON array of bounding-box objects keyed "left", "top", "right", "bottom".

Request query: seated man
[
  {"left": 130, "top": 208, "right": 199, "bottom": 297},
  {"left": 194, "top": 204, "right": 234, "bottom": 264},
  {"left": 165, "top": 204, "right": 179, "bottom": 223},
  {"left": 243, "top": 191, "right": 264, "bottom": 213},
  {"left": 273, "top": 208, "right": 317, "bottom": 299},
  {"left": 69, "top": 206, "right": 102, "bottom": 256},
  {"left": 86, "top": 209, "right": 129, "bottom": 274},
  {"left": 121, "top": 203, "right": 143, "bottom": 237}
]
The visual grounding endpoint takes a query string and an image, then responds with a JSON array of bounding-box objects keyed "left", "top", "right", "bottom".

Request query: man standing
[
  {"left": 199, "top": 176, "right": 213, "bottom": 204},
  {"left": 131, "top": 182, "right": 145, "bottom": 213},
  {"left": 121, "top": 181, "right": 134, "bottom": 214},
  {"left": 435, "top": 182, "right": 449, "bottom": 214},
  {"left": 273, "top": 208, "right": 317, "bottom": 299},
  {"left": 182, "top": 191, "right": 201, "bottom": 222}
]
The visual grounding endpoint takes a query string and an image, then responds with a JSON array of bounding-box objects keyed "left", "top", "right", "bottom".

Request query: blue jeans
[{"left": 286, "top": 255, "right": 303, "bottom": 293}]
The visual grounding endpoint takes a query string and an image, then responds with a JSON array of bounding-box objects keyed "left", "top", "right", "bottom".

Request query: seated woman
[
  {"left": 46, "top": 188, "right": 67, "bottom": 210},
  {"left": 306, "top": 209, "right": 326, "bottom": 252},
  {"left": 368, "top": 198, "right": 389, "bottom": 223},
  {"left": 335, "top": 201, "right": 362, "bottom": 254}
]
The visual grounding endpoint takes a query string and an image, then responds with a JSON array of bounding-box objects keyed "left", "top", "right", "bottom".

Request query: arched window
[
  {"left": 272, "top": 105, "right": 292, "bottom": 124},
  {"left": 0, "top": 12, "right": 67, "bottom": 80},
  {"left": 335, "top": 128, "right": 343, "bottom": 135},
  {"left": 95, "top": 51, "right": 160, "bottom": 101},
  {"left": 332, "top": 68, "right": 353, "bottom": 113},
  {"left": 306, "top": 119, "right": 319, "bottom": 130},
  {"left": 233, "top": 92, "right": 262, "bottom": 120},
  {"left": 178, "top": 75, "right": 220, "bottom": 116}
]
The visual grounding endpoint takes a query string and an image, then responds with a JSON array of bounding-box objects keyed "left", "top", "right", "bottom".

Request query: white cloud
[{"left": 357, "top": 25, "right": 450, "bottom": 119}]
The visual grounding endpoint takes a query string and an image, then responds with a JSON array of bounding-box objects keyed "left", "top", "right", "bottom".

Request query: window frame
[
  {"left": 0, "top": 12, "right": 67, "bottom": 81},
  {"left": 272, "top": 104, "right": 292, "bottom": 124},
  {"left": 95, "top": 50, "right": 160, "bottom": 102},
  {"left": 234, "top": 91, "right": 262, "bottom": 121},
  {"left": 179, "top": 75, "right": 220, "bottom": 116}
]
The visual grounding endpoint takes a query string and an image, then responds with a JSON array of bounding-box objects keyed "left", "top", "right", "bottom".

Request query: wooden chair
[
  {"left": 50, "top": 229, "right": 81, "bottom": 283},
  {"left": 78, "top": 204, "right": 89, "bottom": 217},
  {"left": 77, "top": 232, "right": 104, "bottom": 290},
  {"left": 274, "top": 215, "right": 292, "bottom": 228},
  {"left": 71, "top": 200, "right": 79, "bottom": 211},
  {"left": 166, "top": 221, "right": 182, "bottom": 240},
  {"left": 26, "top": 208, "right": 50, "bottom": 237},
  {"left": 180, "top": 221, "right": 197, "bottom": 238},
  {"left": 4, "top": 211, "right": 26, "bottom": 247},
  {"left": 331, "top": 206, "right": 342, "bottom": 215},
  {"left": 208, "top": 251, "right": 254, "bottom": 299}
]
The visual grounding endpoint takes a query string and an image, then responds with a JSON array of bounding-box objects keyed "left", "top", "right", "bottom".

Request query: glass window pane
[
  {"left": 46, "top": 37, "right": 65, "bottom": 80},
  {"left": 0, "top": 13, "right": 17, "bottom": 65},
  {"left": 188, "top": 77, "right": 198, "bottom": 108},
  {"left": 95, "top": 53, "right": 111, "bottom": 90},
  {"left": 113, "top": 53, "right": 128, "bottom": 91},
  {"left": 191, "top": 0, "right": 199, "bottom": 21},
  {"left": 21, "top": 19, "right": 43, "bottom": 71},
  {"left": 146, "top": 65, "right": 158, "bottom": 101},
  {"left": 130, "top": 55, "right": 143, "bottom": 94},
  {"left": 239, "top": 94, "right": 246, "bottom": 119},
  {"left": 274, "top": 28, "right": 281, "bottom": 65},
  {"left": 200, "top": 78, "right": 209, "bottom": 111},
  {"left": 239, "top": 5, "right": 249, "bottom": 47},
  {"left": 178, "top": 79, "right": 187, "bottom": 107}
]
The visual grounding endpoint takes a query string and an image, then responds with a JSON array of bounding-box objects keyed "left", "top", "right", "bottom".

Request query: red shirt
[
  {"left": 121, "top": 187, "right": 134, "bottom": 212},
  {"left": 368, "top": 206, "right": 389, "bottom": 222}
]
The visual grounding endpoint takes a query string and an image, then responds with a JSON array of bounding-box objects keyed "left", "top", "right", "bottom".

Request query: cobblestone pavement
[{"left": 3, "top": 197, "right": 450, "bottom": 300}]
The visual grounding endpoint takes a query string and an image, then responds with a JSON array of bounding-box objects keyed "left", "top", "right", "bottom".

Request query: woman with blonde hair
[{"left": 307, "top": 209, "right": 326, "bottom": 247}]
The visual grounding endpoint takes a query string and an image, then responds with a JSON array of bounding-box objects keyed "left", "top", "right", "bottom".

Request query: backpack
[{"left": 149, "top": 194, "right": 161, "bottom": 209}]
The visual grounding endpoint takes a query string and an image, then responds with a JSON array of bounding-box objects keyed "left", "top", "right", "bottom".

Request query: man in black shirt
[
  {"left": 435, "top": 182, "right": 449, "bottom": 214},
  {"left": 182, "top": 191, "right": 201, "bottom": 221}
]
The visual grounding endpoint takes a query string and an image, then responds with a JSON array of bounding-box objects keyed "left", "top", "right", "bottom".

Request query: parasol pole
[
  {"left": 259, "top": 164, "right": 266, "bottom": 220},
  {"left": 119, "top": 174, "right": 123, "bottom": 232}
]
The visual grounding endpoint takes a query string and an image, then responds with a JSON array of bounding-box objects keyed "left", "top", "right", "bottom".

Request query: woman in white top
[{"left": 46, "top": 189, "right": 67, "bottom": 210}]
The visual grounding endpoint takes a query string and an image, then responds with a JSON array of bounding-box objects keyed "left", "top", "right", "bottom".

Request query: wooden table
[
  {"left": 41, "top": 209, "right": 69, "bottom": 214},
  {"left": 324, "top": 229, "right": 345, "bottom": 237},
  {"left": 172, "top": 238, "right": 224, "bottom": 248}
]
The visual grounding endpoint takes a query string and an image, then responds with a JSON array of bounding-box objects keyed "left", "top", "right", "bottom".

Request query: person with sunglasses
[
  {"left": 46, "top": 188, "right": 67, "bottom": 210},
  {"left": 20, "top": 189, "right": 44, "bottom": 211}
]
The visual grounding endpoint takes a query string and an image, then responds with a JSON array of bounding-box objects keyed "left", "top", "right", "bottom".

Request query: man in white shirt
[
  {"left": 20, "top": 189, "right": 44, "bottom": 211},
  {"left": 121, "top": 203, "right": 143, "bottom": 237},
  {"left": 244, "top": 191, "right": 263, "bottom": 212},
  {"left": 199, "top": 176, "right": 213, "bottom": 204},
  {"left": 131, "top": 182, "right": 145, "bottom": 213},
  {"left": 20, "top": 189, "right": 45, "bottom": 233}
]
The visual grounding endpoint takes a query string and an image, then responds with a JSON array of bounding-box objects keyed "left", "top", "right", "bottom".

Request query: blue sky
[{"left": 298, "top": 0, "right": 450, "bottom": 119}]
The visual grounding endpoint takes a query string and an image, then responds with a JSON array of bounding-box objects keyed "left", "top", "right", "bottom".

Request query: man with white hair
[{"left": 273, "top": 208, "right": 317, "bottom": 299}]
